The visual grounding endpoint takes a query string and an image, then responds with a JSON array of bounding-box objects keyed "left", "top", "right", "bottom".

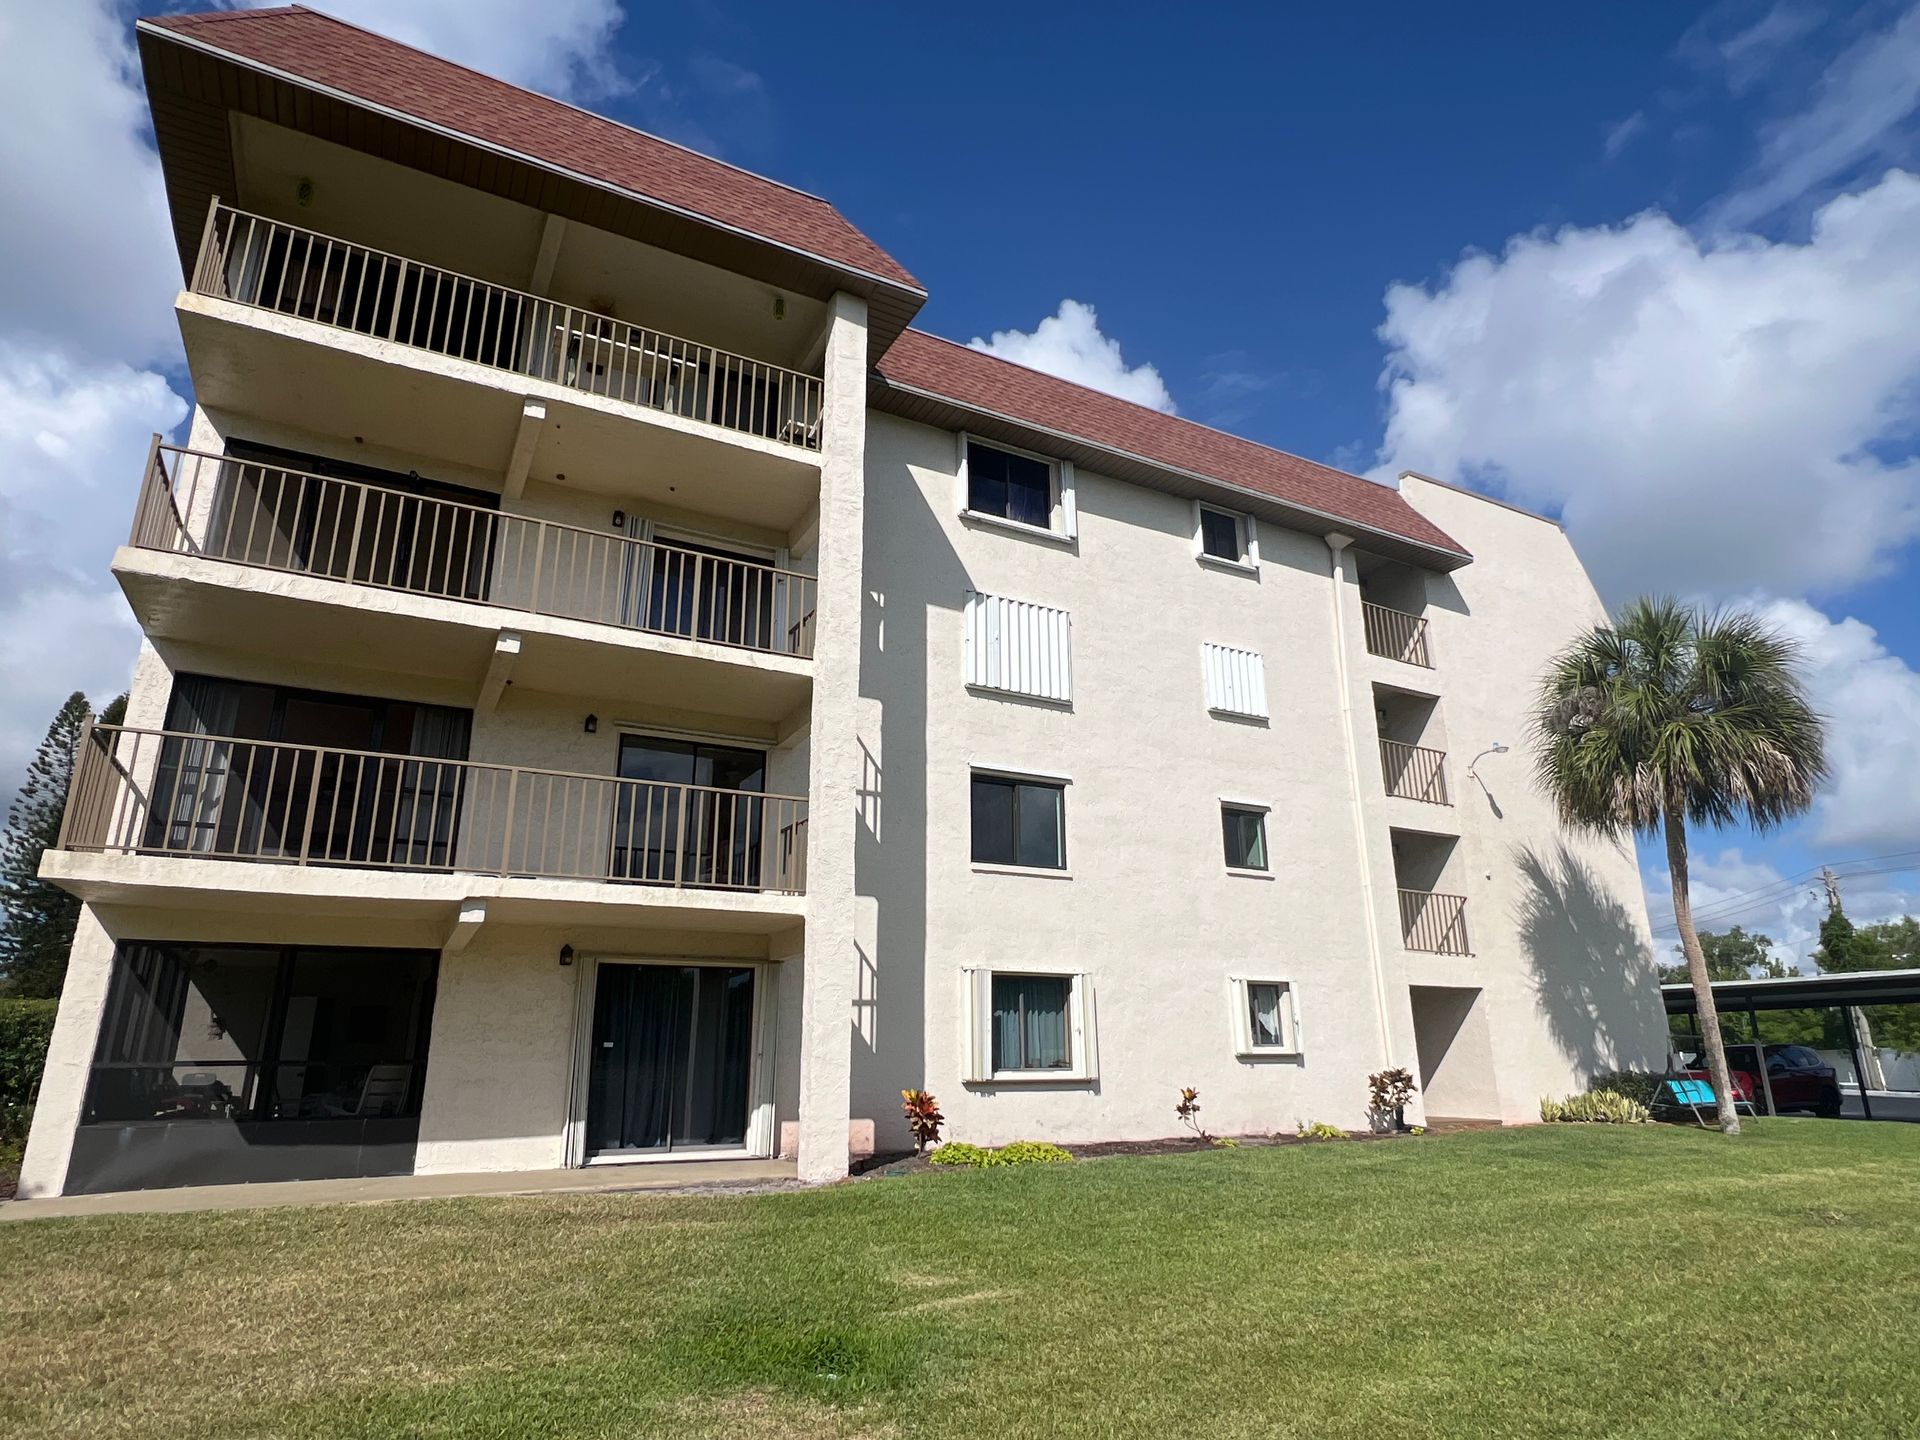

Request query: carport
[{"left": 1662, "top": 968, "right": 1920, "bottom": 1121}]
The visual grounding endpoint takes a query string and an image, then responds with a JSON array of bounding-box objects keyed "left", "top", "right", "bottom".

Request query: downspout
[{"left": 1325, "top": 534, "right": 1396, "bottom": 1067}]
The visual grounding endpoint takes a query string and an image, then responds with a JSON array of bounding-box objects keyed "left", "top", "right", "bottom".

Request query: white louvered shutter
[
  {"left": 965, "top": 591, "right": 1073, "bottom": 702},
  {"left": 1203, "top": 643, "right": 1269, "bottom": 718}
]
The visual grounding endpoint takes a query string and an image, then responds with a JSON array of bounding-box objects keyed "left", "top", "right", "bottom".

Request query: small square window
[
  {"left": 1222, "top": 806, "right": 1268, "bottom": 871},
  {"left": 1233, "top": 978, "right": 1298, "bottom": 1056},
  {"left": 1199, "top": 506, "right": 1246, "bottom": 563},
  {"left": 967, "top": 441, "right": 1054, "bottom": 530},
  {"left": 971, "top": 773, "right": 1066, "bottom": 869}
]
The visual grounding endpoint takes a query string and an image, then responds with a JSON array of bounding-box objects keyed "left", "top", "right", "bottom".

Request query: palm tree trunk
[{"left": 1665, "top": 809, "right": 1741, "bottom": 1134}]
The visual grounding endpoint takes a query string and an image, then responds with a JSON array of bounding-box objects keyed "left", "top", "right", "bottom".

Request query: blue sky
[{"left": 6, "top": 1, "right": 1920, "bottom": 964}]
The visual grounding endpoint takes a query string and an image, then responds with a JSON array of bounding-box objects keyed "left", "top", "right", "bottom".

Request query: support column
[
  {"left": 17, "top": 907, "right": 117, "bottom": 1198},
  {"left": 796, "top": 291, "right": 869, "bottom": 1182}
]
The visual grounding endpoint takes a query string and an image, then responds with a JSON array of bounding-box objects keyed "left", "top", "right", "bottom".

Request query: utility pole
[{"left": 1820, "top": 866, "right": 1883, "bottom": 1109}]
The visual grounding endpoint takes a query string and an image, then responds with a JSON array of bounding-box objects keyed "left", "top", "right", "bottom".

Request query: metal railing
[
  {"left": 132, "top": 443, "right": 818, "bottom": 658},
  {"left": 1398, "top": 889, "right": 1470, "bottom": 955},
  {"left": 191, "top": 199, "right": 824, "bottom": 451},
  {"left": 58, "top": 725, "right": 809, "bottom": 895},
  {"left": 1379, "top": 738, "right": 1450, "bottom": 805},
  {"left": 1362, "top": 602, "right": 1433, "bottom": 668}
]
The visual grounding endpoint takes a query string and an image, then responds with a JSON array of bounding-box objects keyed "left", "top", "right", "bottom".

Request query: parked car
[
  {"left": 1680, "top": 1043, "right": 1842, "bottom": 1117},
  {"left": 1732, "top": 1044, "right": 1844, "bottom": 1117}
]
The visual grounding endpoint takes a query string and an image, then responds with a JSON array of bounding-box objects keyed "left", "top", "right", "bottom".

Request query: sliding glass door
[
  {"left": 609, "top": 735, "right": 766, "bottom": 887},
  {"left": 585, "top": 963, "right": 757, "bottom": 1157}
]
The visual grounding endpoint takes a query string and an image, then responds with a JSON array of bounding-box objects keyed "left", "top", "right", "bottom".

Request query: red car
[{"left": 1682, "top": 1043, "right": 1842, "bottom": 1117}]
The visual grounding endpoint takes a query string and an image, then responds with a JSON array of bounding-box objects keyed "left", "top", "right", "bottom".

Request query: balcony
[
  {"left": 1398, "top": 889, "right": 1471, "bottom": 955},
  {"left": 1379, "top": 739, "right": 1450, "bottom": 805},
  {"left": 194, "top": 202, "right": 823, "bottom": 451},
  {"left": 50, "top": 726, "right": 809, "bottom": 925},
  {"left": 1362, "top": 601, "right": 1432, "bottom": 668},
  {"left": 134, "top": 444, "right": 815, "bottom": 654}
]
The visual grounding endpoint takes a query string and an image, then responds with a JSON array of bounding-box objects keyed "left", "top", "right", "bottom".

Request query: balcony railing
[
  {"left": 191, "top": 199, "right": 825, "bottom": 451},
  {"left": 132, "top": 443, "right": 818, "bottom": 658},
  {"left": 1398, "top": 889, "right": 1470, "bottom": 955},
  {"left": 1362, "top": 602, "right": 1432, "bottom": 668},
  {"left": 58, "top": 725, "right": 809, "bottom": 895},
  {"left": 1379, "top": 739, "right": 1450, "bottom": 805}
]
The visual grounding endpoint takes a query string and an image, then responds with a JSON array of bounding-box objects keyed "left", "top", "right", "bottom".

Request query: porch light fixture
[
  {"left": 559, "top": 944, "right": 575, "bottom": 967},
  {"left": 1467, "top": 742, "right": 1510, "bottom": 781},
  {"left": 584, "top": 714, "right": 598, "bottom": 734}
]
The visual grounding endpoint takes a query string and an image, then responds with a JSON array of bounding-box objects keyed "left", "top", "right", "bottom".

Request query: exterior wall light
[
  {"left": 559, "top": 944, "right": 575, "bottom": 967},
  {"left": 584, "top": 714, "right": 598, "bottom": 734},
  {"left": 1467, "top": 742, "right": 1510, "bottom": 781}
]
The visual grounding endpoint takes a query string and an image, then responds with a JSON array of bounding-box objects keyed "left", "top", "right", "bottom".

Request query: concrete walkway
[{"left": 1, "top": 1157, "right": 800, "bottom": 1223}]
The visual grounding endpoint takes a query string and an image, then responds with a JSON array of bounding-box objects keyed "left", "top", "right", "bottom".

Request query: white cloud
[
  {"left": 1703, "top": 3, "right": 1920, "bottom": 232},
  {"left": 1375, "top": 168, "right": 1920, "bottom": 602},
  {"left": 970, "top": 300, "right": 1177, "bottom": 414},
  {"left": 1746, "top": 597, "right": 1920, "bottom": 852},
  {"left": 0, "top": 347, "right": 187, "bottom": 795},
  {"left": 225, "top": 0, "right": 630, "bottom": 100},
  {"left": 1602, "top": 111, "right": 1646, "bottom": 160},
  {"left": 1681, "top": 2, "right": 1826, "bottom": 95},
  {"left": 1644, "top": 844, "right": 1919, "bottom": 969},
  {"left": 0, "top": 0, "right": 179, "bottom": 366}
]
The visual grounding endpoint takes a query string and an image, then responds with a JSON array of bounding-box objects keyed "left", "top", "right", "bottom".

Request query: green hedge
[{"left": 0, "top": 998, "right": 58, "bottom": 1107}]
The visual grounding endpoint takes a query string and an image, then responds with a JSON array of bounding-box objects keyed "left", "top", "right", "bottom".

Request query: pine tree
[{"left": 0, "top": 693, "right": 98, "bottom": 997}]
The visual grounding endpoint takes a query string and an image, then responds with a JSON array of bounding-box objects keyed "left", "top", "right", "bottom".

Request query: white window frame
[
  {"left": 1193, "top": 500, "right": 1259, "bottom": 574},
  {"left": 957, "top": 432, "right": 1078, "bottom": 544},
  {"left": 963, "top": 966, "right": 1097, "bottom": 1083},
  {"left": 1219, "top": 798, "right": 1272, "bottom": 877},
  {"left": 1230, "top": 976, "right": 1302, "bottom": 1059}
]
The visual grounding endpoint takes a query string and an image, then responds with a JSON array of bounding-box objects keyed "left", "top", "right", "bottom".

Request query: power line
[{"left": 1645, "top": 848, "right": 1920, "bottom": 935}]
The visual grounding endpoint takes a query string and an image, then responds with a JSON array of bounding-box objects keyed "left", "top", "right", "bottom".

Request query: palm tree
[{"left": 1531, "top": 598, "right": 1826, "bottom": 1133}]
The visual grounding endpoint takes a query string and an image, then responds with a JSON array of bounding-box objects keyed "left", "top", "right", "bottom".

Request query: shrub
[
  {"left": 1585, "top": 1070, "right": 1664, "bottom": 1108},
  {"left": 1298, "top": 1121, "right": 1347, "bottom": 1142},
  {"left": 900, "top": 1089, "right": 944, "bottom": 1154},
  {"left": 1367, "top": 1067, "right": 1417, "bottom": 1115},
  {"left": 928, "top": 1141, "right": 995, "bottom": 1167},
  {"left": 928, "top": 1140, "right": 1075, "bottom": 1169},
  {"left": 1175, "top": 1086, "right": 1211, "bottom": 1142},
  {"left": 1540, "top": 1090, "right": 1652, "bottom": 1124},
  {"left": 0, "top": 999, "right": 58, "bottom": 1107},
  {"left": 994, "top": 1140, "right": 1073, "bottom": 1167}
]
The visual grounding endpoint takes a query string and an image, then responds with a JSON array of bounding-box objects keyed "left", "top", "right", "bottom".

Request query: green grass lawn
[{"left": 4, "top": 1122, "right": 1918, "bottom": 1439}]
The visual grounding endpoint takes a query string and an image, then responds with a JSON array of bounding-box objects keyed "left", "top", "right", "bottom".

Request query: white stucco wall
[{"left": 849, "top": 420, "right": 1667, "bottom": 1148}]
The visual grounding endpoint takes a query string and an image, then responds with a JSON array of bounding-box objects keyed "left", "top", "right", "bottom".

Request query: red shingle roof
[
  {"left": 145, "top": 6, "right": 921, "bottom": 292},
  {"left": 876, "top": 330, "right": 1469, "bottom": 558}
]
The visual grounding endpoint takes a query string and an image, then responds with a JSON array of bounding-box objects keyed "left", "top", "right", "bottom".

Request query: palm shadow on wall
[{"left": 1514, "top": 841, "right": 1665, "bottom": 1080}]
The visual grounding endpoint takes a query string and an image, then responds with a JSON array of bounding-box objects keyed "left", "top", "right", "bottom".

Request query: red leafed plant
[
  {"left": 902, "top": 1089, "right": 945, "bottom": 1154},
  {"left": 1175, "top": 1086, "right": 1212, "bottom": 1143}
]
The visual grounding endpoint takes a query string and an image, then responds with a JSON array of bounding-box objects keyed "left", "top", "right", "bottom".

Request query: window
[
  {"left": 970, "top": 772, "right": 1066, "bottom": 869},
  {"left": 964, "top": 968, "right": 1096, "bottom": 1081},
  {"left": 1222, "top": 805, "right": 1269, "bottom": 871},
  {"left": 1231, "top": 978, "right": 1300, "bottom": 1057},
  {"left": 992, "top": 974, "right": 1072, "bottom": 1071},
  {"left": 967, "top": 441, "right": 1052, "bottom": 527},
  {"left": 959, "top": 436, "right": 1075, "bottom": 539},
  {"left": 963, "top": 591, "right": 1073, "bottom": 702},
  {"left": 1195, "top": 503, "right": 1256, "bottom": 568}
]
